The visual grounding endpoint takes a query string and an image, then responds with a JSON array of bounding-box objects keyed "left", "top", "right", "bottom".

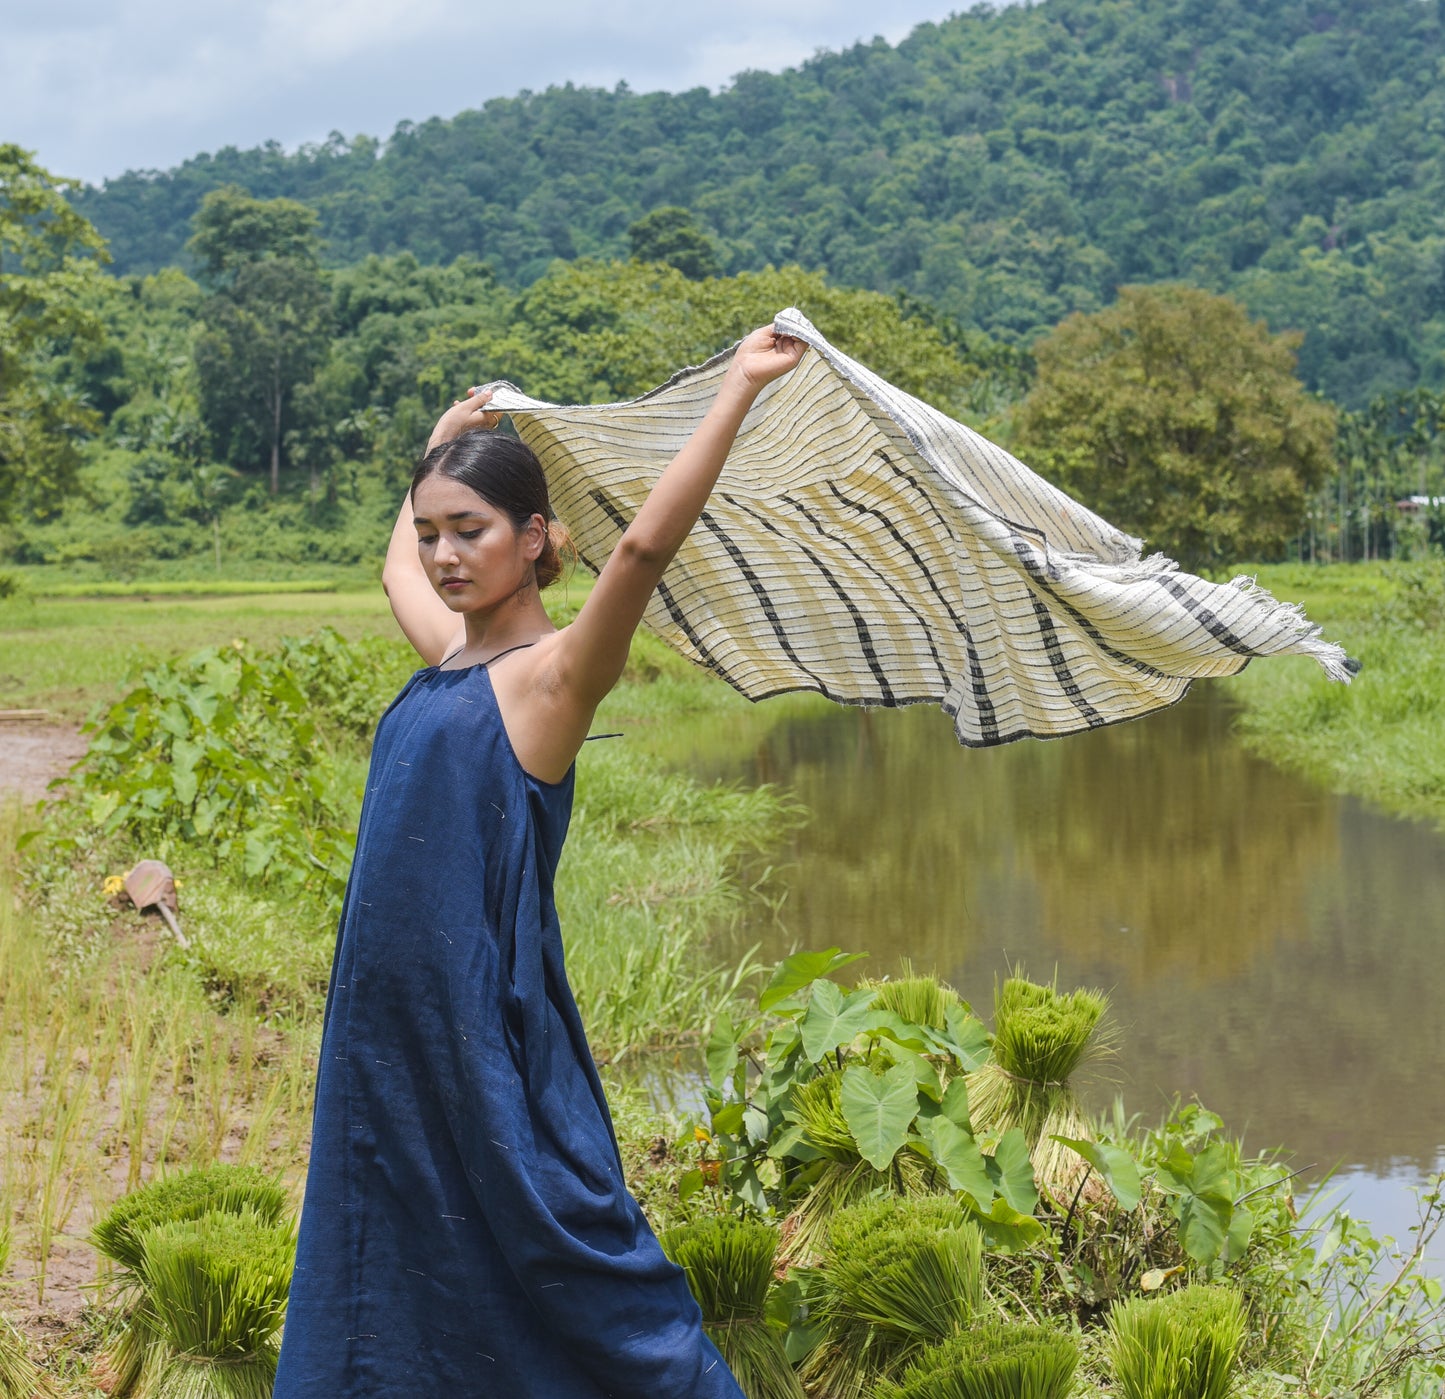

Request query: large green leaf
[
  {"left": 839, "top": 1062, "right": 918, "bottom": 1170},
  {"left": 934, "top": 1006, "right": 992, "bottom": 1070},
  {"left": 973, "top": 1197, "right": 1048, "bottom": 1252},
  {"left": 1052, "top": 1136, "right": 1142, "bottom": 1211},
  {"left": 760, "top": 948, "right": 866, "bottom": 1012},
  {"left": 917, "top": 1115, "right": 993, "bottom": 1210},
  {"left": 799, "top": 979, "right": 878, "bottom": 1062},
  {"left": 704, "top": 1014, "right": 738, "bottom": 1090},
  {"left": 1176, "top": 1191, "right": 1232, "bottom": 1266},
  {"left": 988, "top": 1129, "right": 1039, "bottom": 1215}
]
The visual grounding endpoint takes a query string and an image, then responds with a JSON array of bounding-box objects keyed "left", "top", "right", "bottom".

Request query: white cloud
[{"left": 0, "top": 1, "right": 965, "bottom": 184}]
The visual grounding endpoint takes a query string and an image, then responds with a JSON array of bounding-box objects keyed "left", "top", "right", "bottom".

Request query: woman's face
[{"left": 411, "top": 475, "right": 543, "bottom": 612}]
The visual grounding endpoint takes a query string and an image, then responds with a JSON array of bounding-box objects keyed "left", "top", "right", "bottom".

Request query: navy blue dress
[{"left": 275, "top": 662, "right": 743, "bottom": 1397}]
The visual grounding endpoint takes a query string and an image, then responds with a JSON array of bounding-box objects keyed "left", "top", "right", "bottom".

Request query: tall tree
[
  {"left": 1011, "top": 285, "right": 1337, "bottom": 571},
  {"left": 190, "top": 187, "right": 331, "bottom": 493},
  {"left": 627, "top": 208, "right": 721, "bottom": 281},
  {"left": 0, "top": 145, "right": 110, "bottom": 521}
]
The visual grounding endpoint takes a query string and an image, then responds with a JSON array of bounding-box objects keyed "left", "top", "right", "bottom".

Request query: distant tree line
[
  {"left": 4, "top": 171, "right": 1440, "bottom": 581},
  {"left": 74, "top": 0, "right": 1445, "bottom": 409}
]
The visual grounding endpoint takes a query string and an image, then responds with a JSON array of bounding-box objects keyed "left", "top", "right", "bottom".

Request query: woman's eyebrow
[{"left": 413, "top": 511, "right": 487, "bottom": 525}]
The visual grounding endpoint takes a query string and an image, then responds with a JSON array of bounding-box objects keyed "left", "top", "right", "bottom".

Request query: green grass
[
  {"left": 1222, "top": 561, "right": 1445, "bottom": 830},
  {"left": 0, "top": 590, "right": 402, "bottom": 721}
]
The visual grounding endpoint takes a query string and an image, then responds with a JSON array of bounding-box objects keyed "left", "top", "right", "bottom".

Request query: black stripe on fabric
[
  {"left": 697, "top": 511, "right": 846, "bottom": 702},
  {"left": 834, "top": 469, "right": 999, "bottom": 742},
  {"left": 778, "top": 491, "right": 951, "bottom": 693},
  {"left": 1154, "top": 575, "right": 1257, "bottom": 657},
  {"left": 1006, "top": 538, "right": 1171, "bottom": 683},
  {"left": 586, "top": 488, "right": 747, "bottom": 695},
  {"left": 1018, "top": 572, "right": 1105, "bottom": 727},
  {"left": 723, "top": 496, "right": 897, "bottom": 706}
]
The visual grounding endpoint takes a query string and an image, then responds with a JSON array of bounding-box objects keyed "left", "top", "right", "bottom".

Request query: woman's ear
[{"left": 523, "top": 512, "right": 547, "bottom": 561}]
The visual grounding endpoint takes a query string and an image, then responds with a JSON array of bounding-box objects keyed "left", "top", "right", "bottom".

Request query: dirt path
[{"left": 0, "top": 721, "right": 87, "bottom": 804}]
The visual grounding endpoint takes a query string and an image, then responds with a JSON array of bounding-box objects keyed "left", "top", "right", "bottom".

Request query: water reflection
[{"left": 647, "top": 686, "right": 1445, "bottom": 1222}]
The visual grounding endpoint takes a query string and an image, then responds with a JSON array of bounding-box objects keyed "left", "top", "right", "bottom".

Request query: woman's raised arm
[
  {"left": 381, "top": 391, "right": 501, "bottom": 664},
  {"left": 550, "top": 325, "right": 805, "bottom": 707}
]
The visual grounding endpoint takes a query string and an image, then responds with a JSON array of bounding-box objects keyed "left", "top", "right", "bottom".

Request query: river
[{"left": 649, "top": 682, "right": 1445, "bottom": 1269}]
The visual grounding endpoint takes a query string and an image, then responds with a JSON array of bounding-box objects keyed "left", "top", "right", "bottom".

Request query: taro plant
[
  {"left": 1104, "top": 1285, "right": 1247, "bottom": 1399},
  {"left": 91, "top": 1165, "right": 291, "bottom": 1398},
  {"left": 71, "top": 628, "right": 404, "bottom": 895},
  {"left": 660, "top": 1217, "right": 804, "bottom": 1399},
  {"left": 692, "top": 950, "right": 1044, "bottom": 1264},
  {"left": 873, "top": 1321, "right": 1079, "bottom": 1399},
  {"left": 966, "top": 975, "right": 1110, "bottom": 1194},
  {"left": 799, "top": 1196, "right": 985, "bottom": 1399}
]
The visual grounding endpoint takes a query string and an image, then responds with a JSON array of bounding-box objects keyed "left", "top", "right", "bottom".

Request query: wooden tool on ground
[{"left": 123, "top": 859, "right": 189, "bottom": 948}]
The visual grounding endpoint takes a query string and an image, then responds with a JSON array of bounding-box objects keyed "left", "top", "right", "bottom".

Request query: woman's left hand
[{"left": 728, "top": 325, "right": 808, "bottom": 394}]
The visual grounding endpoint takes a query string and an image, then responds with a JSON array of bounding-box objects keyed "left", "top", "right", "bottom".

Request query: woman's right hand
[{"left": 426, "top": 387, "right": 503, "bottom": 452}]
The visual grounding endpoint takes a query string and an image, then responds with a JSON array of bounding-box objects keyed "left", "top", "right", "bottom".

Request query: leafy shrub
[
  {"left": 660, "top": 1217, "right": 803, "bottom": 1399},
  {"left": 1105, "top": 1285, "right": 1247, "bottom": 1399},
  {"left": 72, "top": 627, "right": 403, "bottom": 892},
  {"left": 874, "top": 1321, "right": 1079, "bottom": 1399},
  {"left": 696, "top": 951, "right": 1042, "bottom": 1267}
]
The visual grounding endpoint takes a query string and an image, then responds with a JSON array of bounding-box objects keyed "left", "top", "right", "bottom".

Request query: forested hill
[{"left": 78, "top": 0, "right": 1445, "bottom": 406}]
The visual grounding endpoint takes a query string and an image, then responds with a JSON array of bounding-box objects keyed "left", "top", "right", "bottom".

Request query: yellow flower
[
  {"left": 103, "top": 874, "right": 125, "bottom": 897},
  {"left": 694, "top": 1124, "right": 712, "bottom": 1144}
]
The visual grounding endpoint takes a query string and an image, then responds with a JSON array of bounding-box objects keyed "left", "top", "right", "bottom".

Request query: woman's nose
[{"left": 434, "top": 533, "right": 460, "bottom": 566}]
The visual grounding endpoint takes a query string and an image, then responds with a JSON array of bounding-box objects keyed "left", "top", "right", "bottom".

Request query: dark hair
[{"left": 411, "top": 429, "right": 573, "bottom": 589}]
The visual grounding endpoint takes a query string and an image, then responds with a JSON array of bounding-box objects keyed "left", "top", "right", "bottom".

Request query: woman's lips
[{"left": 440, "top": 578, "right": 470, "bottom": 591}]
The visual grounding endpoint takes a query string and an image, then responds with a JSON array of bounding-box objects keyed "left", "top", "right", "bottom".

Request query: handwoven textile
[{"left": 482, "top": 308, "right": 1348, "bottom": 747}]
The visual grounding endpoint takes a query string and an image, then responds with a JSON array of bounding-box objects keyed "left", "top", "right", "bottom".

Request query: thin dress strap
[{"left": 437, "top": 641, "right": 539, "bottom": 671}]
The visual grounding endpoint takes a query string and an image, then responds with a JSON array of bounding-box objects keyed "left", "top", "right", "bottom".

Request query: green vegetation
[
  {"left": 75, "top": 0, "right": 1445, "bottom": 409},
  {"left": 659, "top": 1218, "right": 802, "bottom": 1399},
  {"left": 875, "top": 1322, "right": 1080, "bottom": 1399},
  {"left": 1223, "top": 561, "right": 1445, "bottom": 830},
  {"left": 0, "top": 144, "right": 111, "bottom": 524},
  {"left": 966, "top": 976, "right": 1111, "bottom": 1194},
  {"left": 1012, "top": 284, "right": 1338, "bottom": 572},
  {"left": 1104, "top": 1286, "right": 1247, "bottom": 1399},
  {"left": 801, "top": 1197, "right": 985, "bottom": 1399}
]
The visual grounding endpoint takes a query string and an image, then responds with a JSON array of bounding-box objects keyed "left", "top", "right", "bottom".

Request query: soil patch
[{"left": 0, "top": 722, "right": 86, "bottom": 804}]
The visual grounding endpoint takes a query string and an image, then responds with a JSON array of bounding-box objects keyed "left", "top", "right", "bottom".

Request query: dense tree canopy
[
  {"left": 189, "top": 189, "right": 331, "bottom": 492},
  {"left": 1011, "top": 284, "right": 1337, "bottom": 571},
  {"left": 0, "top": 146, "right": 110, "bottom": 522},
  {"left": 76, "top": 0, "right": 1445, "bottom": 405}
]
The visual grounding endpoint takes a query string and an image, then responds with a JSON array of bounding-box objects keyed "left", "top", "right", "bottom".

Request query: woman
[{"left": 274, "top": 325, "right": 806, "bottom": 1397}]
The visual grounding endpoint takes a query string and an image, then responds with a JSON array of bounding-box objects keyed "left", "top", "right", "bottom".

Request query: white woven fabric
[{"left": 481, "top": 307, "right": 1349, "bottom": 747}]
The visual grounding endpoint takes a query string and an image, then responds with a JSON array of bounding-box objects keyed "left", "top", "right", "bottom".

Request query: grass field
[{"left": 1222, "top": 561, "right": 1445, "bottom": 830}]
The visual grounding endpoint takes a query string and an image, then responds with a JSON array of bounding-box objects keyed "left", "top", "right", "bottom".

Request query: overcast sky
[{"left": 4, "top": 1, "right": 963, "bottom": 187}]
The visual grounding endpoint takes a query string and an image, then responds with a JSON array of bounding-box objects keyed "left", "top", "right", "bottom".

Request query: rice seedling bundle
[
  {"left": 782, "top": 1072, "right": 939, "bottom": 1267},
  {"left": 859, "top": 972, "right": 963, "bottom": 1032},
  {"left": 0, "top": 1226, "right": 51, "bottom": 1398},
  {"left": 801, "top": 1197, "right": 984, "bottom": 1399},
  {"left": 137, "top": 1207, "right": 295, "bottom": 1399},
  {"left": 91, "top": 1165, "right": 290, "bottom": 1398},
  {"left": 92, "top": 1165, "right": 289, "bottom": 1276},
  {"left": 873, "top": 1321, "right": 1079, "bottom": 1399},
  {"left": 660, "top": 1217, "right": 803, "bottom": 1399},
  {"left": 968, "top": 976, "right": 1109, "bottom": 1191},
  {"left": 1105, "top": 1285, "right": 1247, "bottom": 1399}
]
